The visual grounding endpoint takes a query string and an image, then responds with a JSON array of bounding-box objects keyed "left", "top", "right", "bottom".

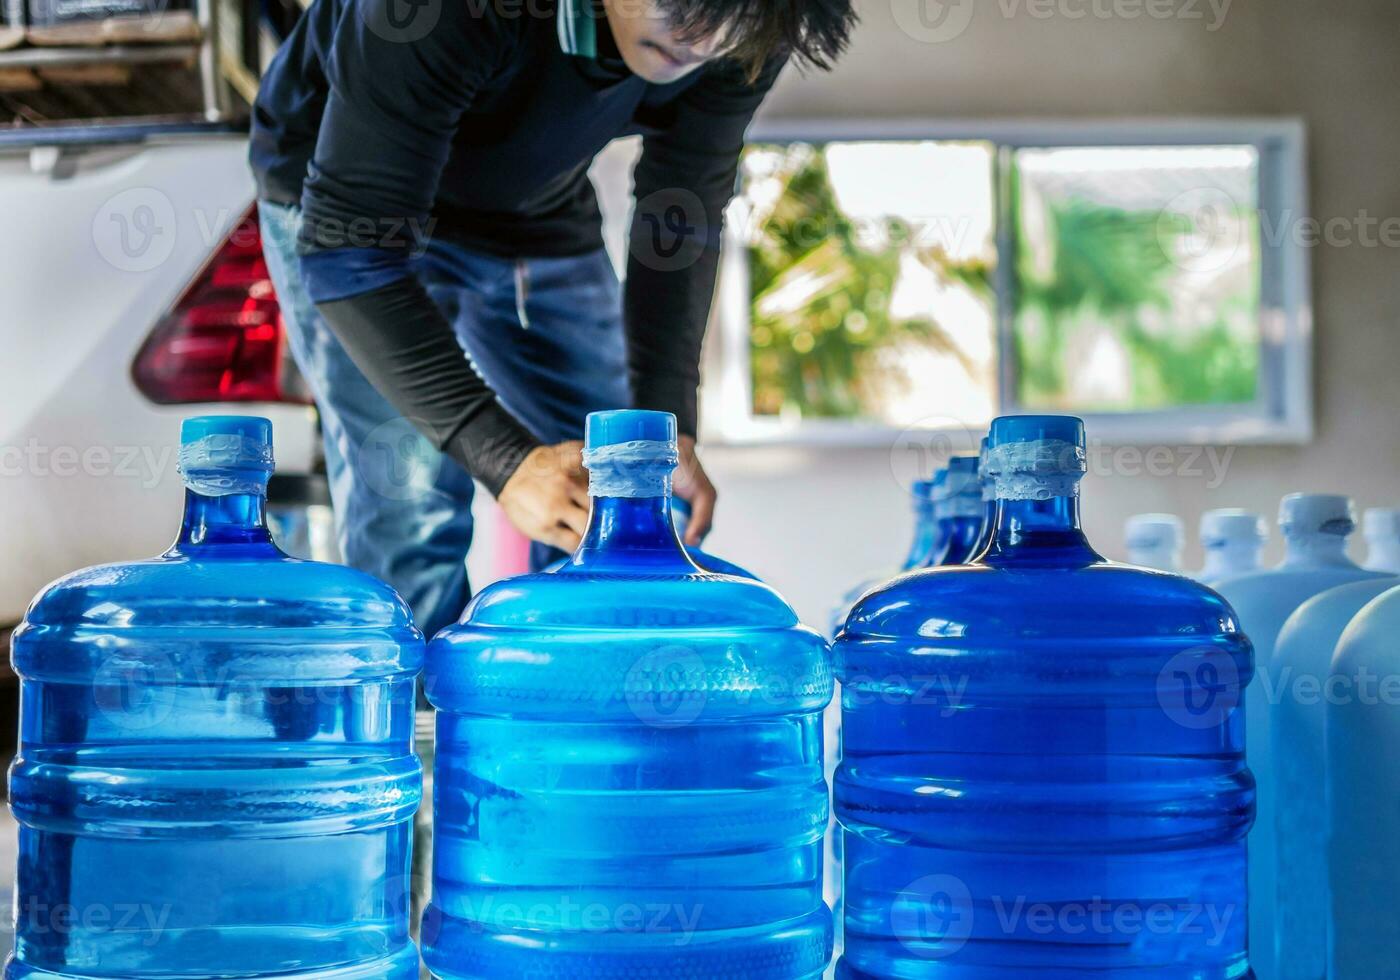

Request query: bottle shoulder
[
  {"left": 1274, "top": 578, "right": 1399, "bottom": 671},
  {"left": 1331, "top": 581, "right": 1400, "bottom": 671},
  {"left": 841, "top": 558, "right": 1242, "bottom": 644},
  {"left": 427, "top": 567, "right": 831, "bottom": 719},
  {"left": 1213, "top": 566, "right": 1392, "bottom": 618},
  {"left": 20, "top": 549, "right": 418, "bottom": 633},
  {"left": 451, "top": 566, "right": 803, "bottom": 633}
]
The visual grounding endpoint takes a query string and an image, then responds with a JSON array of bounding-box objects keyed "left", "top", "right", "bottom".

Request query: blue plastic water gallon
[
  {"left": 1198, "top": 509, "right": 1268, "bottom": 585},
  {"left": 1271, "top": 577, "right": 1395, "bottom": 979},
  {"left": 1125, "top": 513, "right": 1185, "bottom": 572},
  {"left": 1212, "top": 493, "right": 1389, "bottom": 980},
  {"left": 7, "top": 416, "right": 423, "bottom": 980},
  {"left": 422, "top": 409, "right": 833, "bottom": 979},
  {"left": 928, "top": 455, "right": 983, "bottom": 567},
  {"left": 835, "top": 415, "right": 1253, "bottom": 977},
  {"left": 1326, "top": 582, "right": 1400, "bottom": 980}
]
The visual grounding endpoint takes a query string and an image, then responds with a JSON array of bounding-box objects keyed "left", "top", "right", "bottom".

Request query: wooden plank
[
  {"left": 27, "top": 10, "right": 199, "bottom": 46},
  {"left": 0, "top": 65, "right": 40, "bottom": 90}
]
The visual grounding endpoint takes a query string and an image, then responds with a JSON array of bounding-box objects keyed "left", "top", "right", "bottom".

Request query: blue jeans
[{"left": 259, "top": 201, "right": 631, "bottom": 640}]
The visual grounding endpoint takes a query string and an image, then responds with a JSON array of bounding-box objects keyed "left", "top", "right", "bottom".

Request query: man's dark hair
[{"left": 661, "top": 0, "right": 858, "bottom": 77}]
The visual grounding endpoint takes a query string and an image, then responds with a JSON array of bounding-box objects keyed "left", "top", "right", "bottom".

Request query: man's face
[{"left": 602, "top": 0, "right": 730, "bottom": 83}]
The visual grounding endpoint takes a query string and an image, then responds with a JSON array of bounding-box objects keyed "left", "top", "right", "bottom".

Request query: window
[{"left": 707, "top": 120, "right": 1310, "bottom": 446}]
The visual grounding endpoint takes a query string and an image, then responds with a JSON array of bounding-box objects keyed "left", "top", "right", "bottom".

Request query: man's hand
[
  {"left": 673, "top": 434, "right": 716, "bottom": 546},
  {"left": 497, "top": 441, "right": 591, "bottom": 552}
]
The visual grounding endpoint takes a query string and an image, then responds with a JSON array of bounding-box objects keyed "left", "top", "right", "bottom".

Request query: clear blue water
[
  {"left": 423, "top": 410, "right": 833, "bottom": 979},
  {"left": 834, "top": 416, "right": 1255, "bottom": 978},
  {"left": 7, "top": 417, "right": 423, "bottom": 980}
]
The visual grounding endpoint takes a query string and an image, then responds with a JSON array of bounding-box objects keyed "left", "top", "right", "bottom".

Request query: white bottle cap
[
  {"left": 1278, "top": 493, "right": 1356, "bottom": 537},
  {"left": 1200, "top": 509, "right": 1267, "bottom": 546},
  {"left": 1363, "top": 507, "right": 1400, "bottom": 539},
  {"left": 1125, "top": 513, "right": 1184, "bottom": 549}
]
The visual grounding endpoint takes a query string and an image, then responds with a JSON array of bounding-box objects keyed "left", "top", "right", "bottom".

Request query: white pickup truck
[{"left": 0, "top": 120, "right": 321, "bottom": 626}]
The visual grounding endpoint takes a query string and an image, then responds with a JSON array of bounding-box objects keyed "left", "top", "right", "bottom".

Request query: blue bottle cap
[
  {"left": 585, "top": 410, "right": 677, "bottom": 451},
  {"left": 912, "top": 478, "right": 936, "bottom": 498},
  {"left": 180, "top": 415, "right": 274, "bottom": 452},
  {"left": 988, "top": 415, "right": 1085, "bottom": 450},
  {"left": 948, "top": 454, "right": 980, "bottom": 475},
  {"left": 1201, "top": 508, "right": 1267, "bottom": 545},
  {"left": 1279, "top": 493, "right": 1355, "bottom": 536},
  {"left": 1125, "top": 513, "right": 1184, "bottom": 548}
]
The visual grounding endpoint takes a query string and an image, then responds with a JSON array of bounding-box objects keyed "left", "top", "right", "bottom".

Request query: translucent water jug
[
  {"left": 1326, "top": 581, "right": 1400, "bottom": 980},
  {"left": 1125, "top": 512, "right": 1185, "bottom": 572},
  {"left": 835, "top": 415, "right": 1253, "bottom": 977},
  {"left": 1213, "top": 493, "right": 1389, "bottom": 980},
  {"left": 929, "top": 455, "right": 983, "bottom": 566},
  {"left": 827, "top": 475, "right": 940, "bottom": 638},
  {"left": 1271, "top": 577, "right": 1395, "bottom": 979},
  {"left": 1362, "top": 506, "right": 1400, "bottom": 573},
  {"left": 1198, "top": 509, "right": 1268, "bottom": 584},
  {"left": 7, "top": 416, "right": 423, "bottom": 979},
  {"left": 422, "top": 409, "right": 833, "bottom": 979}
]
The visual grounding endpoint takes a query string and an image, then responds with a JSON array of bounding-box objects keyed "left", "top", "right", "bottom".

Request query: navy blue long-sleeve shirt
[{"left": 251, "top": 0, "right": 781, "bottom": 493}]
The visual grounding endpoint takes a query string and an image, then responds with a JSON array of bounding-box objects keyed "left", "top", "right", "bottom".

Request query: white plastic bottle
[
  {"left": 1271, "top": 577, "right": 1395, "bottom": 979},
  {"left": 1198, "top": 508, "right": 1268, "bottom": 584},
  {"left": 1213, "top": 494, "right": 1391, "bottom": 980},
  {"left": 1327, "top": 581, "right": 1400, "bottom": 980},
  {"left": 1362, "top": 506, "right": 1400, "bottom": 573},
  {"left": 1124, "top": 512, "right": 1184, "bottom": 571}
]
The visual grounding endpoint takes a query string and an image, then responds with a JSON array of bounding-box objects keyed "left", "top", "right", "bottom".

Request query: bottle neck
[
  {"left": 968, "top": 498, "right": 997, "bottom": 560},
  {"left": 980, "top": 487, "right": 1099, "bottom": 565},
  {"left": 1281, "top": 530, "right": 1357, "bottom": 569},
  {"left": 1128, "top": 544, "right": 1180, "bottom": 570},
  {"left": 569, "top": 493, "right": 696, "bottom": 572},
  {"left": 175, "top": 487, "right": 274, "bottom": 550},
  {"left": 904, "top": 507, "right": 939, "bottom": 569},
  {"left": 937, "top": 515, "right": 986, "bottom": 566},
  {"left": 1368, "top": 538, "right": 1400, "bottom": 566},
  {"left": 1201, "top": 540, "right": 1262, "bottom": 577}
]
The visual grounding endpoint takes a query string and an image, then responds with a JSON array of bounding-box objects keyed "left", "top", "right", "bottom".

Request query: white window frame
[{"left": 705, "top": 117, "right": 1311, "bottom": 448}]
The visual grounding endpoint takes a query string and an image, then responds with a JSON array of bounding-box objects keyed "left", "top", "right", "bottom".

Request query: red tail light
[{"left": 133, "top": 209, "right": 307, "bottom": 405}]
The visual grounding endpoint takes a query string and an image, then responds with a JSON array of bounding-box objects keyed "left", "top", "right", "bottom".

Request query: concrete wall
[{"left": 693, "top": 0, "right": 1400, "bottom": 626}]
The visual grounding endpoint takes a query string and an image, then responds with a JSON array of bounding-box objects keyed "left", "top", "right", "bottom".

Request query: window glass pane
[
  {"left": 1012, "top": 145, "right": 1262, "bottom": 412},
  {"left": 736, "top": 141, "right": 998, "bottom": 426}
]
